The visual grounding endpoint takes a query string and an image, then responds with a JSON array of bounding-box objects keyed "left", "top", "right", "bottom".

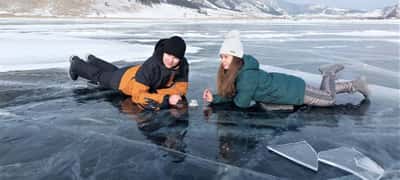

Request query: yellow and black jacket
[{"left": 118, "top": 39, "right": 189, "bottom": 109}]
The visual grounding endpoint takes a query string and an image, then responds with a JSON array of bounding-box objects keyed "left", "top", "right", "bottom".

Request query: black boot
[
  {"left": 69, "top": 56, "right": 79, "bottom": 81},
  {"left": 86, "top": 54, "right": 118, "bottom": 72},
  {"left": 69, "top": 56, "right": 102, "bottom": 83},
  {"left": 86, "top": 54, "right": 96, "bottom": 63}
]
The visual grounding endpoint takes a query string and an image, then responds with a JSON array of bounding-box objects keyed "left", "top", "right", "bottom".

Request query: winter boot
[
  {"left": 319, "top": 64, "right": 344, "bottom": 75},
  {"left": 85, "top": 54, "right": 96, "bottom": 63},
  {"left": 69, "top": 56, "right": 102, "bottom": 82},
  {"left": 336, "top": 76, "right": 370, "bottom": 98},
  {"left": 86, "top": 54, "right": 118, "bottom": 72},
  {"left": 69, "top": 55, "right": 80, "bottom": 81},
  {"left": 352, "top": 76, "right": 370, "bottom": 98}
]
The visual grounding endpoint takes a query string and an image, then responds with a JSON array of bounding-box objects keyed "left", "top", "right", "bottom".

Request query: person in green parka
[{"left": 203, "top": 30, "right": 370, "bottom": 108}]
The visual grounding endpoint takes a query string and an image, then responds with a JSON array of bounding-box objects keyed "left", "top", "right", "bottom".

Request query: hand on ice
[
  {"left": 203, "top": 89, "right": 213, "bottom": 103},
  {"left": 169, "top": 94, "right": 182, "bottom": 105}
]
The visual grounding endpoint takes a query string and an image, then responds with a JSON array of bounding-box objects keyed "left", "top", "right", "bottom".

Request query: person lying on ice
[
  {"left": 69, "top": 36, "right": 189, "bottom": 111},
  {"left": 203, "top": 30, "right": 369, "bottom": 108}
]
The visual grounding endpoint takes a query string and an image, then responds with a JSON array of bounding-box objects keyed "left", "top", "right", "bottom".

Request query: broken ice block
[
  {"left": 267, "top": 141, "right": 319, "bottom": 171},
  {"left": 318, "top": 147, "right": 384, "bottom": 180}
]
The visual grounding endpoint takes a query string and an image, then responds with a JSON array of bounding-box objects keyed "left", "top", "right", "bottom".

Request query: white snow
[
  {"left": 177, "top": 32, "right": 221, "bottom": 38},
  {"left": 0, "top": 1, "right": 284, "bottom": 19},
  {"left": 217, "top": 30, "right": 400, "bottom": 40},
  {"left": 313, "top": 45, "right": 348, "bottom": 49},
  {"left": 0, "top": 0, "right": 399, "bottom": 19},
  {"left": 62, "top": 30, "right": 129, "bottom": 38},
  {"left": 0, "top": 109, "right": 17, "bottom": 118},
  {"left": 303, "top": 30, "right": 400, "bottom": 37},
  {"left": 88, "top": 3, "right": 207, "bottom": 19},
  {"left": 242, "top": 33, "right": 303, "bottom": 38},
  {"left": 87, "top": 2, "right": 273, "bottom": 19},
  {"left": 0, "top": 32, "right": 201, "bottom": 72},
  {"left": 354, "top": 9, "right": 383, "bottom": 18},
  {"left": 0, "top": 32, "right": 154, "bottom": 72}
]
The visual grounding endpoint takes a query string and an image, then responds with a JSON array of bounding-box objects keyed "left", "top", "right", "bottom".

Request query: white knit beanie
[{"left": 219, "top": 30, "right": 244, "bottom": 58}]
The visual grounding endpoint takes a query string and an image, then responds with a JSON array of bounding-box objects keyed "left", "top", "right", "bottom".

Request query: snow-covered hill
[
  {"left": 0, "top": 0, "right": 398, "bottom": 19},
  {"left": 339, "top": 4, "right": 400, "bottom": 19},
  {"left": 383, "top": 4, "right": 400, "bottom": 19}
]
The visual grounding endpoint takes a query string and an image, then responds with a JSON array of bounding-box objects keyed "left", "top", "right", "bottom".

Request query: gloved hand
[
  {"left": 142, "top": 96, "right": 170, "bottom": 111},
  {"left": 143, "top": 98, "right": 161, "bottom": 111}
]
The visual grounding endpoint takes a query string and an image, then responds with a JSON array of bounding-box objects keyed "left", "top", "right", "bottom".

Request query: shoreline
[{"left": 0, "top": 15, "right": 399, "bottom": 22}]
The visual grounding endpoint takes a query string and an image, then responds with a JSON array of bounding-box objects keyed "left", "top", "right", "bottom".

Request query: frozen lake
[{"left": 0, "top": 18, "right": 399, "bottom": 180}]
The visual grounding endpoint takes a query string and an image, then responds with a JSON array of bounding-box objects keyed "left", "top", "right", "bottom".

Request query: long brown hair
[{"left": 217, "top": 57, "right": 244, "bottom": 98}]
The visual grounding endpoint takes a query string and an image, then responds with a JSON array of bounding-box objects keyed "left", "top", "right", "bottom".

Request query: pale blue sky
[{"left": 284, "top": 0, "right": 398, "bottom": 10}]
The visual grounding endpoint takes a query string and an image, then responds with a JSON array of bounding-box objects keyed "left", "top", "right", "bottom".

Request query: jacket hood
[
  {"left": 240, "top": 54, "right": 259, "bottom": 72},
  {"left": 153, "top": 38, "right": 166, "bottom": 58}
]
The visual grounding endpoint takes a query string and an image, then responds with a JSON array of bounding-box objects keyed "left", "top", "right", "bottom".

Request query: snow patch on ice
[
  {"left": 218, "top": 30, "right": 400, "bottom": 40},
  {"left": 181, "top": 32, "right": 221, "bottom": 38},
  {"left": 242, "top": 33, "right": 303, "bottom": 39},
  {"left": 0, "top": 30, "right": 203, "bottom": 72},
  {"left": 0, "top": 110, "right": 17, "bottom": 118},
  {"left": 313, "top": 45, "right": 348, "bottom": 49},
  {"left": 62, "top": 30, "right": 128, "bottom": 38},
  {"left": 79, "top": 117, "right": 108, "bottom": 125},
  {"left": 0, "top": 32, "right": 153, "bottom": 63},
  {"left": 303, "top": 30, "right": 400, "bottom": 37},
  {"left": 186, "top": 46, "right": 203, "bottom": 54},
  {"left": 242, "top": 30, "right": 400, "bottom": 39}
]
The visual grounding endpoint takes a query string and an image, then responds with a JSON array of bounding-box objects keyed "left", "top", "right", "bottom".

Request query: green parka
[{"left": 212, "top": 55, "right": 306, "bottom": 108}]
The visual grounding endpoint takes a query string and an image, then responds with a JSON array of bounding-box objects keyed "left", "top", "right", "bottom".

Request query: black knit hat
[{"left": 163, "top": 36, "right": 186, "bottom": 60}]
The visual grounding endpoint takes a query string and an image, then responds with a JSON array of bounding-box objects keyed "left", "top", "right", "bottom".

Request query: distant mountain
[
  {"left": 350, "top": 4, "right": 400, "bottom": 19},
  {"left": 382, "top": 4, "right": 400, "bottom": 19},
  {"left": 0, "top": 0, "right": 398, "bottom": 19}
]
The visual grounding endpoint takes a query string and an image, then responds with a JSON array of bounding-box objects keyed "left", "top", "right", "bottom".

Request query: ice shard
[
  {"left": 267, "top": 141, "right": 319, "bottom": 171},
  {"left": 318, "top": 147, "right": 384, "bottom": 180}
]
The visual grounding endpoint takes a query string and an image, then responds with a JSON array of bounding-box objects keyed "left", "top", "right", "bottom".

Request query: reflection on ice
[
  {"left": 318, "top": 147, "right": 385, "bottom": 180},
  {"left": 267, "top": 141, "right": 319, "bottom": 171},
  {"left": 0, "top": 120, "right": 280, "bottom": 180}
]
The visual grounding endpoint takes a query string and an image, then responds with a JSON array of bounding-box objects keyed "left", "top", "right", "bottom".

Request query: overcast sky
[{"left": 284, "top": 0, "right": 398, "bottom": 10}]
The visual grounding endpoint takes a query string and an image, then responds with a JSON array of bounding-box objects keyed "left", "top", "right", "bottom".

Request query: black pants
[{"left": 71, "top": 56, "right": 134, "bottom": 90}]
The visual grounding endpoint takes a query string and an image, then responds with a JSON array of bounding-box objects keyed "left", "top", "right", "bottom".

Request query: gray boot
[
  {"left": 319, "top": 64, "right": 345, "bottom": 75},
  {"left": 352, "top": 76, "right": 370, "bottom": 98},
  {"left": 336, "top": 76, "right": 370, "bottom": 98}
]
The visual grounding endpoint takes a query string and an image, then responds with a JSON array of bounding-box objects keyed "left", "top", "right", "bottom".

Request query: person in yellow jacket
[{"left": 69, "top": 36, "right": 189, "bottom": 110}]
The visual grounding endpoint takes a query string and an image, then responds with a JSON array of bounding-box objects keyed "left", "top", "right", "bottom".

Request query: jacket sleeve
[
  {"left": 130, "top": 80, "right": 167, "bottom": 106},
  {"left": 156, "top": 82, "right": 188, "bottom": 96},
  {"left": 233, "top": 71, "right": 258, "bottom": 108},
  {"left": 211, "top": 94, "right": 232, "bottom": 104},
  {"left": 233, "top": 91, "right": 253, "bottom": 108},
  {"left": 130, "top": 59, "right": 168, "bottom": 106}
]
